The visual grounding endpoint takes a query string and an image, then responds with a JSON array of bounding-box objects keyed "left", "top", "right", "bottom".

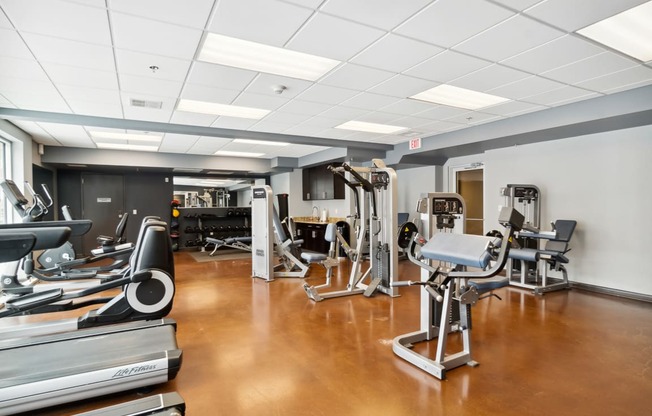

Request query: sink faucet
[{"left": 312, "top": 206, "right": 319, "bottom": 220}]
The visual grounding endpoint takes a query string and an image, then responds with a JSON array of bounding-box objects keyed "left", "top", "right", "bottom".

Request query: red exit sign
[{"left": 409, "top": 137, "right": 421, "bottom": 150}]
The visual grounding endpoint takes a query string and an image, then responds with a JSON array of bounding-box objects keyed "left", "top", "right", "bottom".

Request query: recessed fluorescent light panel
[
  {"left": 96, "top": 142, "right": 159, "bottom": 152},
  {"left": 335, "top": 121, "right": 408, "bottom": 134},
  {"left": 577, "top": 1, "right": 652, "bottom": 62},
  {"left": 233, "top": 139, "right": 289, "bottom": 146},
  {"left": 214, "top": 150, "right": 265, "bottom": 157},
  {"left": 89, "top": 131, "right": 162, "bottom": 142},
  {"left": 199, "top": 33, "right": 341, "bottom": 81},
  {"left": 177, "top": 99, "right": 270, "bottom": 120},
  {"left": 410, "top": 84, "right": 510, "bottom": 110}
]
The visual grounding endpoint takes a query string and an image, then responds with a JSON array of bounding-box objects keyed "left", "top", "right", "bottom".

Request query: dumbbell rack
[{"left": 177, "top": 207, "right": 251, "bottom": 251}]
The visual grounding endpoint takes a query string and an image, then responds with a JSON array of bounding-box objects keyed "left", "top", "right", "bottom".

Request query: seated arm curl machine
[{"left": 393, "top": 206, "right": 524, "bottom": 380}]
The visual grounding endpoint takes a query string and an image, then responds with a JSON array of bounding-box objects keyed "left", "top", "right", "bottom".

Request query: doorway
[
  {"left": 81, "top": 174, "right": 124, "bottom": 255},
  {"left": 451, "top": 166, "right": 484, "bottom": 235}
]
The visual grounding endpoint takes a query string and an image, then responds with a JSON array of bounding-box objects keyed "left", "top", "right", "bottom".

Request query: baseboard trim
[{"left": 571, "top": 282, "right": 652, "bottom": 303}]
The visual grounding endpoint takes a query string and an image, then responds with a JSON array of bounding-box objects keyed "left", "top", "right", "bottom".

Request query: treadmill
[
  {"left": 0, "top": 318, "right": 181, "bottom": 414},
  {"left": 0, "top": 229, "right": 182, "bottom": 414}
]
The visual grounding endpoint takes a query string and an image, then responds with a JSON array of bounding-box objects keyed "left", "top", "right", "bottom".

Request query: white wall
[
  {"left": 395, "top": 166, "right": 439, "bottom": 216},
  {"left": 478, "top": 125, "right": 652, "bottom": 295}
]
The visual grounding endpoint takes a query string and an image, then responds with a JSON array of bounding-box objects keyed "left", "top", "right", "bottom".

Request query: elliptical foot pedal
[{"left": 5, "top": 288, "right": 64, "bottom": 311}]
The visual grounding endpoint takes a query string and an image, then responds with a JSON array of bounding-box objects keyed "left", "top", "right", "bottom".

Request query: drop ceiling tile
[
  {"left": 287, "top": 12, "right": 385, "bottom": 61},
  {"left": 42, "top": 63, "right": 118, "bottom": 89},
  {"left": 169, "top": 111, "right": 218, "bottom": 126},
  {"left": 356, "top": 111, "right": 406, "bottom": 124},
  {"left": 159, "top": 133, "right": 200, "bottom": 153},
  {"left": 395, "top": 0, "right": 514, "bottom": 48},
  {"left": 1, "top": 0, "right": 111, "bottom": 44},
  {"left": 0, "top": 94, "right": 15, "bottom": 107},
  {"left": 211, "top": 117, "right": 259, "bottom": 130},
  {"left": 522, "top": 85, "right": 600, "bottom": 106},
  {"left": 525, "top": 0, "right": 649, "bottom": 32},
  {"left": 0, "top": 56, "right": 49, "bottom": 81},
  {"left": 450, "top": 64, "right": 531, "bottom": 92},
  {"left": 294, "top": 116, "right": 340, "bottom": 130},
  {"left": 415, "top": 105, "right": 469, "bottom": 120},
  {"left": 542, "top": 52, "right": 638, "bottom": 85},
  {"left": 248, "top": 120, "right": 295, "bottom": 134},
  {"left": 390, "top": 115, "right": 433, "bottom": 128},
  {"left": 351, "top": 34, "right": 444, "bottom": 73},
  {"left": 322, "top": 0, "right": 433, "bottom": 30},
  {"left": 11, "top": 120, "right": 59, "bottom": 145},
  {"left": 209, "top": 0, "right": 312, "bottom": 46},
  {"left": 2, "top": 90, "right": 70, "bottom": 112},
  {"left": 0, "top": 28, "right": 34, "bottom": 59},
  {"left": 317, "top": 105, "right": 368, "bottom": 121},
  {"left": 187, "top": 61, "right": 257, "bottom": 90},
  {"left": 232, "top": 91, "right": 289, "bottom": 111},
  {"left": 66, "top": 100, "right": 124, "bottom": 118},
  {"left": 57, "top": 84, "right": 121, "bottom": 105},
  {"left": 38, "top": 122, "right": 94, "bottom": 147},
  {"left": 109, "top": 0, "right": 215, "bottom": 29},
  {"left": 261, "top": 111, "right": 313, "bottom": 125},
  {"left": 295, "top": 84, "right": 360, "bottom": 105},
  {"left": 180, "top": 83, "right": 241, "bottom": 103},
  {"left": 340, "top": 92, "right": 401, "bottom": 111},
  {"left": 281, "top": 0, "right": 322, "bottom": 8},
  {"left": 110, "top": 12, "right": 203, "bottom": 60},
  {"left": 245, "top": 74, "right": 313, "bottom": 99},
  {"left": 339, "top": 132, "right": 379, "bottom": 142},
  {"left": 575, "top": 66, "right": 652, "bottom": 93},
  {"left": 115, "top": 49, "right": 191, "bottom": 82},
  {"left": 379, "top": 99, "right": 436, "bottom": 116},
  {"left": 501, "top": 35, "right": 605, "bottom": 74},
  {"left": 317, "top": 128, "right": 356, "bottom": 139},
  {"left": 454, "top": 14, "right": 564, "bottom": 62},
  {"left": 444, "top": 111, "right": 503, "bottom": 125},
  {"left": 0, "top": 76, "right": 57, "bottom": 95},
  {"left": 368, "top": 74, "right": 437, "bottom": 98},
  {"left": 491, "top": 0, "right": 541, "bottom": 10},
  {"left": 0, "top": 9, "right": 12, "bottom": 28},
  {"left": 487, "top": 76, "right": 566, "bottom": 99},
  {"left": 418, "top": 120, "right": 466, "bottom": 133},
  {"left": 22, "top": 32, "right": 115, "bottom": 71},
  {"left": 188, "top": 136, "right": 233, "bottom": 153},
  {"left": 119, "top": 73, "right": 184, "bottom": 99},
  {"left": 276, "top": 99, "right": 332, "bottom": 116},
  {"left": 481, "top": 100, "right": 548, "bottom": 116},
  {"left": 405, "top": 50, "right": 491, "bottom": 83},
  {"left": 320, "top": 63, "right": 395, "bottom": 91}
]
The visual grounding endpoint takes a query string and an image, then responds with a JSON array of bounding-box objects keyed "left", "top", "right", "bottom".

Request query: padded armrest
[
  {"left": 0, "top": 226, "right": 71, "bottom": 250},
  {"left": 0, "top": 232, "right": 36, "bottom": 262},
  {"left": 421, "top": 233, "right": 495, "bottom": 269}
]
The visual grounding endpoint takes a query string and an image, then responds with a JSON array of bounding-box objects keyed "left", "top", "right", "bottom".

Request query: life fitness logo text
[{"left": 112, "top": 364, "right": 157, "bottom": 378}]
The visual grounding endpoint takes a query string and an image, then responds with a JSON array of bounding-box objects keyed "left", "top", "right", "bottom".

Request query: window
[{"left": 0, "top": 136, "right": 10, "bottom": 224}]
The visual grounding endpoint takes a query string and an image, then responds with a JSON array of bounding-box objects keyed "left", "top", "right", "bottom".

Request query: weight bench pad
[
  {"left": 421, "top": 233, "right": 495, "bottom": 269},
  {"left": 301, "top": 251, "right": 328, "bottom": 262},
  {"left": 509, "top": 248, "right": 539, "bottom": 262}
]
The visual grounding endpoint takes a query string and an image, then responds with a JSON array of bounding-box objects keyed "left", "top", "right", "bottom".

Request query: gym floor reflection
[{"left": 11, "top": 253, "right": 652, "bottom": 415}]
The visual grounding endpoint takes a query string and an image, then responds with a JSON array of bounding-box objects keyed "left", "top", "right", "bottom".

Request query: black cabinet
[
  {"left": 295, "top": 222, "right": 329, "bottom": 253},
  {"left": 302, "top": 164, "right": 345, "bottom": 201}
]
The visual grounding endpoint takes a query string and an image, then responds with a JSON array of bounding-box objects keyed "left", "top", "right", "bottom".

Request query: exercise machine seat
[
  {"left": 300, "top": 223, "right": 337, "bottom": 263},
  {"left": 509, "top": 219, "right": 577, "bottom": 265},
  {"left": 421, "top": 233, "right": 496, "bottom": 269}
]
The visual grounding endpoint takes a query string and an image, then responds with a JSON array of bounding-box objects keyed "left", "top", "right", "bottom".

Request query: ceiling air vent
[
  {"left": 398, "top": 130, "right": 425, "bottom": 137},
  {"left": 130, "top": 98, "right": 163, "bottom": 109}
]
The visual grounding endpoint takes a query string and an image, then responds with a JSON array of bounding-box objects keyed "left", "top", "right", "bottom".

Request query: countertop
[{"left": 293, "top": 216, "right": 346, "bottom": 224}]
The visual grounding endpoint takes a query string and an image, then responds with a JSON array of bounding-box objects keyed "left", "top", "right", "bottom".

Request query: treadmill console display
[{"left": 432, "top": 198, "right": 463, "bottom": 215}]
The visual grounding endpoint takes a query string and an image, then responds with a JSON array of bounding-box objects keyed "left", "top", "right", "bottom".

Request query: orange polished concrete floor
[{"left": 9, "top": 252, "right": 652, "bottom": 415}]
